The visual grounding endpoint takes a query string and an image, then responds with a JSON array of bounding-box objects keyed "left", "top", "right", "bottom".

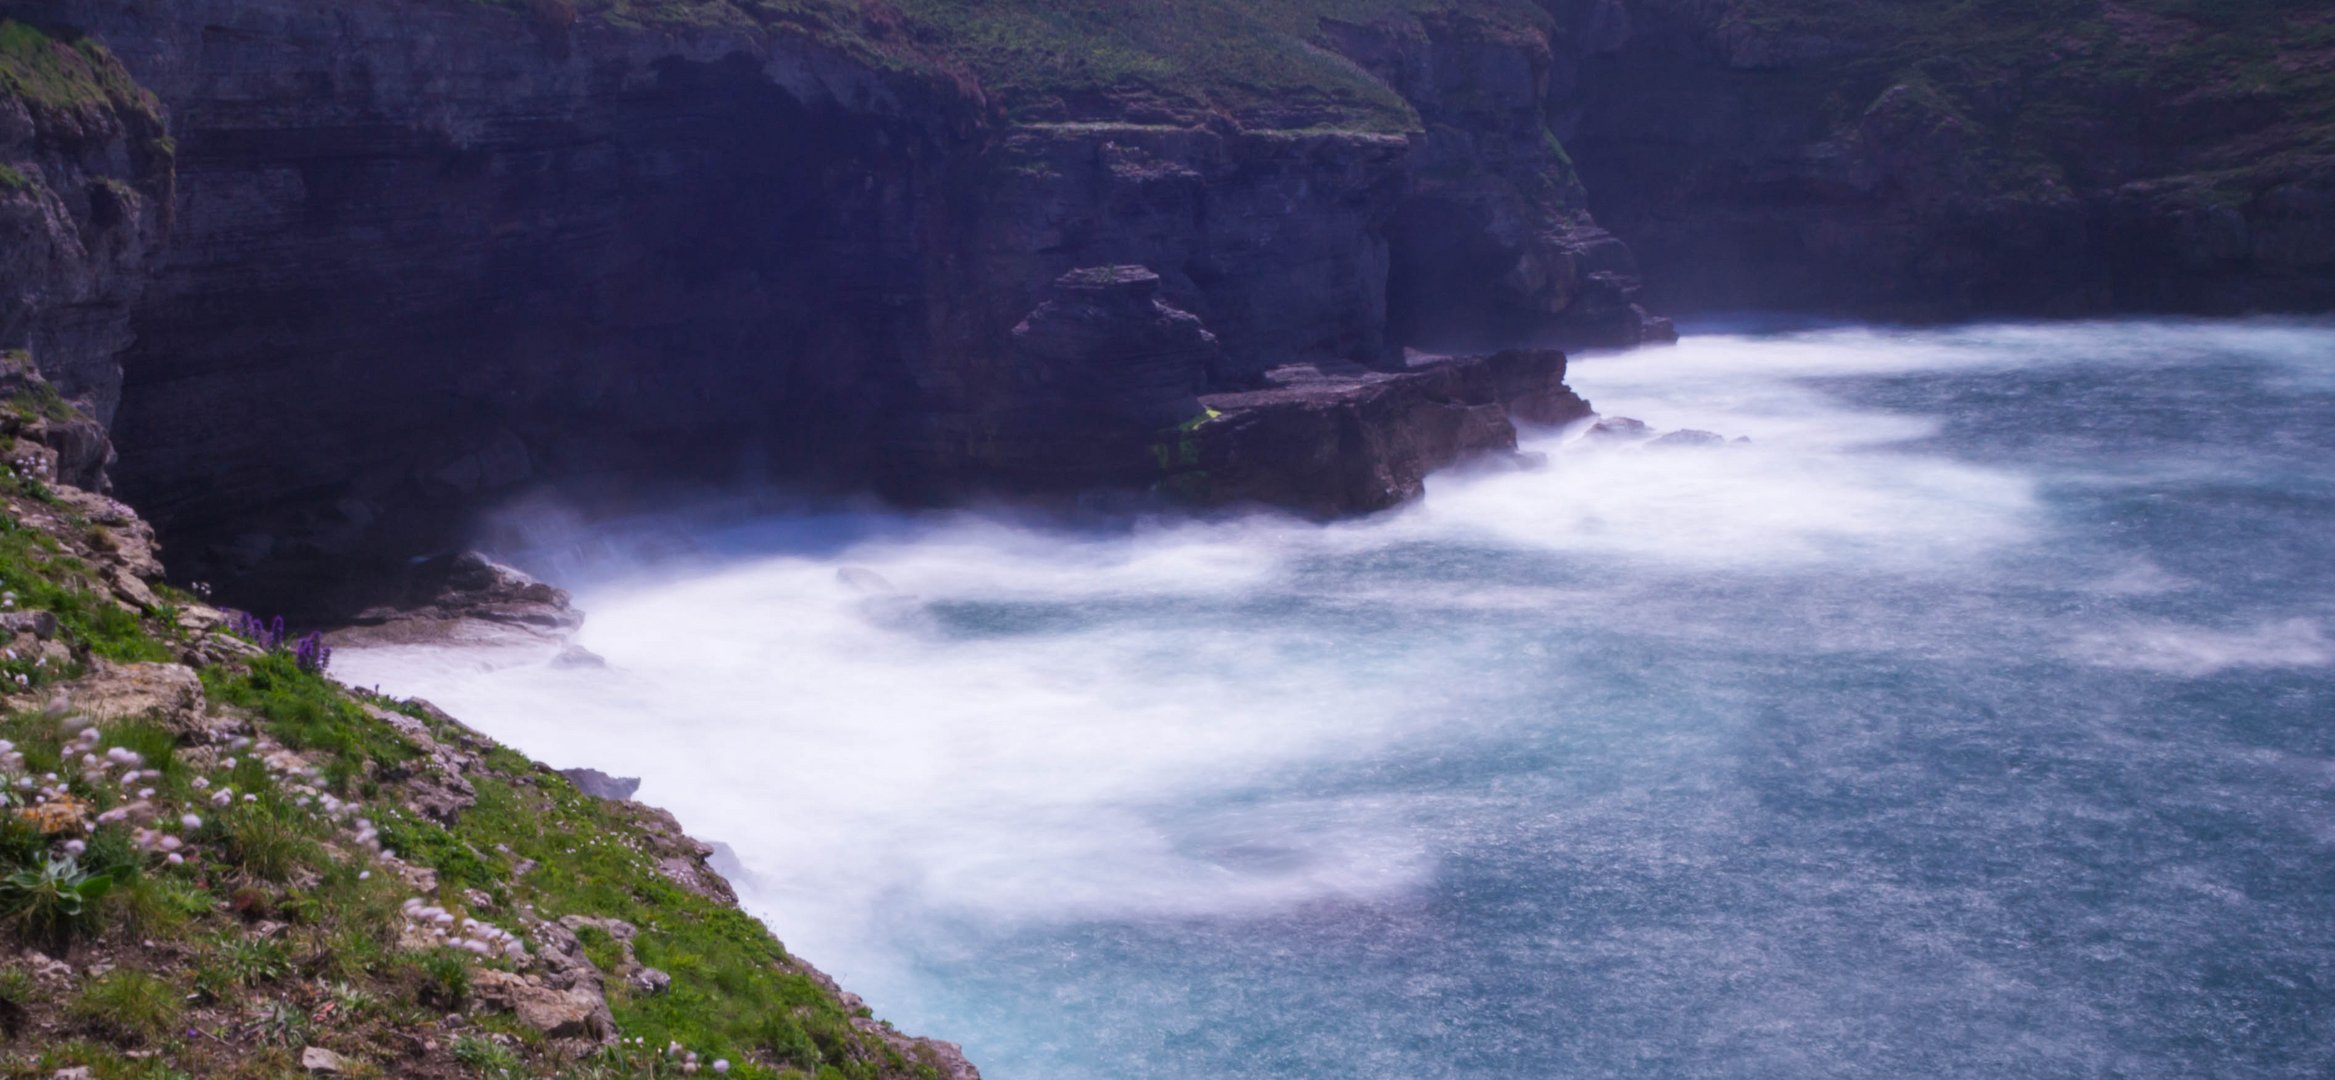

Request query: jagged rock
[
  {"left": 59, "top": 661, "right": 204, "bottom": 732},
  {"left": 547, "top": 914, "right": 674, "bottom": 997},
  {"left": 627, "top": 966, "right": 672, "bottom": 995},
  {"left": 1650, "top": 429, "right": 1727, "bottom": 448},
  {"left": 706, "top": 840, "right": 758, "bottom": 892},
  {"left": 298, "top": 1046, "right": 351, "bottom": 1073},
  {"left": 1172, "top": 349, "right": 1593, "bottom": 516},
  {"left": 1011, "top": 265, "right": 1219, "bottom": 426},
  {"left": 1585, "top": 417, "right": 1654, "bottom": 442},
  {"left": 560, "top": 769, "right": 640, "bottom": 802},
  {"left": 471, "top": 968, "right": 615, "bottom": 1045},
  {"left": 970, "top": 265, "right": 1227, "bottom": 488},
  {"left": 333, "top": 553, "right": 582, "bottom": 648},
  {"left": 622, "top": 804, "right": 737, "bottom": 905},
  {"left": 364, "top": 703, "right": 477, "bottom": 824},
  {"left": 0, "top": 611, "right": 57, "bottom": 639}
]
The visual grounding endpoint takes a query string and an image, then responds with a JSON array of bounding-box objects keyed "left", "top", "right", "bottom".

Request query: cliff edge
[{"left": 0, "top": 354, "right": 974, "bottom": 1077}]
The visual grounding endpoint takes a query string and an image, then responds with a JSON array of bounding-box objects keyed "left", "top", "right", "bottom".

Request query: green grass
[
  {"left": 0, "top": 520, "right": 174, "bottom": 675},
  {"left": 69, "top": 969, "right": 182, "bottom": 1045},
  {"left": 201, "top": 654, "right": 420, "bottom": 790},
  {"left": 435, "top": 769, "right": 933, "bottom": 1078},
  {"left": 0, "top": 20, "right": 162, "bottom": 125}
]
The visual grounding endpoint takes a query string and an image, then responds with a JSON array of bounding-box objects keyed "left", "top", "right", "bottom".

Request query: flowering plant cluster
[
  {"left": 224, "top": 611, "right": 285, "bottom": 650},
  {"left": 224, "top": 611, "right": 333, "bottom": 673},
  {"left": 401, "top": 897, "right": 528, "bottom": 960}
]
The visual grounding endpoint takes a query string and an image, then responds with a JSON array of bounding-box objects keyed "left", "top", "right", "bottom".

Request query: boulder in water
[{"left": 1651, "top": 429, "right": 1727, "bottom": 448}]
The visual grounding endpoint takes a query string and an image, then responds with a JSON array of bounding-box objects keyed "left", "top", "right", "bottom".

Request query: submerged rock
[
  {"left": 1651, "top": 429, "right": 1727, "bottom": 448},
  {"left": 1586, "top": 416, "right": 1655, "bottom": 442}
]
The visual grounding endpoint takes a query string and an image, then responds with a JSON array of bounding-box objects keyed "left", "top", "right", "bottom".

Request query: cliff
[
  {"left": 4, "top": 2, "right": 2333, "bottom": 623},
  {"left": 0, "top": 0, "right": 1669, "bottom": 623},
  {"left": 0, "top": 354, "right": 976, "bottom": 1078},
  {"left": 1543, "top": 0, "right": 2335, "bottom": 316}
]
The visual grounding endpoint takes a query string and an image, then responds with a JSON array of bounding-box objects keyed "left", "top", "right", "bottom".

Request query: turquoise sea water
[{"left": 342, "top": 321, "right": 2335, "bottom": 1078}]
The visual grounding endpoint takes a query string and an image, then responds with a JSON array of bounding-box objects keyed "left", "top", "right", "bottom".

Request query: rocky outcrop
[
  {"left": 1171, "top": 348, "right": 1591, "bottom": 515},
  {"left": 329, "top": 551, "right": 582, "bottom": 648},
  {"left": 0, "top": 19, "right": 169, "bottom": 422},
  {"left": 964, "top": 264, "right": 1219, "bottom": 488},
  {"left": 1324, "top": 11, "right": 1674, "bottom": 348}
]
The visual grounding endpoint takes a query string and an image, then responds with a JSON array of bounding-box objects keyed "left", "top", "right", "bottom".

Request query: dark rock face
[
  {"left": 982, "top": 265, "right": 1218, "bottom": 487},
  {"left": 1324, "top": 12, "right": 1673, "bottom": 350},
  {"left": 0, "top": 0, "right": 1654, "bottom": 620},
  {"left": 1537, "top": 0, "right": 2335, "bottom": 317},
  {"left": 0, "top": 19, "right": 169, "bottom": 427},
  {"left": 2, "top": 8, "right": 1653, "bottom": 550},
  {"left": 25, "top": 0, "right": 985, "bottom": 620},
  {"left": 1174, "top": 348, "right": 1592, "bottom": 516}
]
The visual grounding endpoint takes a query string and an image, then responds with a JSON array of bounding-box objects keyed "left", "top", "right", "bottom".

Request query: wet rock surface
[
  {"left": 1177, "top": 348, "right": 1593, "bottom": 515},
  {"left": 329, "top": 553, "right": 582, "bottom": 649}
]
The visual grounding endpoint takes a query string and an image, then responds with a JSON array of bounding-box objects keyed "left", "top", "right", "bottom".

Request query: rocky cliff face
[
  {"left": 1540, "top": 0, "right": 2335, "bottom": 316},
  {"left": 0, "top": 0, "right": 1654, "bottom": 620},
  {"left": 0, "top": 15, "right": 168, "bottom": 433}
]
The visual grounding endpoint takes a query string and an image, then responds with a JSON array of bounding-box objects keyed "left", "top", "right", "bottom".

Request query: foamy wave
[{"left": 2065, "top": 618, "right": 2334, "bottom": 676}]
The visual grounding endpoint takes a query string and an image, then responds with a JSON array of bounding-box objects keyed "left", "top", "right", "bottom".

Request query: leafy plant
[
  {"left": 212, "top": 933, "right": 292, "bottom": 987},
  {"left": 0, "top": 964, "right": 33, "bottom": 1037},
  {"left": 220, "top": 806, "right": 317, "bottom": 883},
  {"left": 249, "top": 997, "right": 313, "bottom": 1047},
  {"left": 417, "top": 948, "right": 472, "bottom": 1010},
  {"left": 452, "top": 1033, "right": 524, "bottom": 1077},
  {"left": 1, "top": 854, "right": 119, "bottom": 953}
]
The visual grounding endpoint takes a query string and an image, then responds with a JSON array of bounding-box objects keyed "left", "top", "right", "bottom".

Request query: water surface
[{"left": 341, "top": 321, "right": 2335, "bottom": 1079}]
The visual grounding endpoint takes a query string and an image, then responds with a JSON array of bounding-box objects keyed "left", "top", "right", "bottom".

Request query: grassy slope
[
  {"left": 0, "top": 373, "right": 946, "bottom": 1077},
  {"left": 1715, "top": 0, "right": 2335, "bottom": 194},
  {"left": 0, "top": 19, "right": 161, "bottom": 124}
]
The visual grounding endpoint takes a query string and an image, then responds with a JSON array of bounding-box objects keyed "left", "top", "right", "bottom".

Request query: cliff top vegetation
[
  {"left": 1704, "top": 0, "right": 2335, "bottom": 194},
  {"left": 517, "top": 0, "right": 1550, "bottom": 132},
  {"left": 0, "top": 20, "right": 158, "bottom": 125}
]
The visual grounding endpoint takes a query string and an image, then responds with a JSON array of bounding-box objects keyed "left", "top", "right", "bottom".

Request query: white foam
[
  {"left": 2065, "top": 618, "right": 2335, "bottom": 677},
  {"left": 333, "top": 322, "right": 2194, "bottom": 1024}
]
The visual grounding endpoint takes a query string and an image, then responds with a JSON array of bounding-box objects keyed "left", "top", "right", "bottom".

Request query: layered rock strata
[{"left": 0, "top": 0, "right": 1657, "bottom": 619}]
